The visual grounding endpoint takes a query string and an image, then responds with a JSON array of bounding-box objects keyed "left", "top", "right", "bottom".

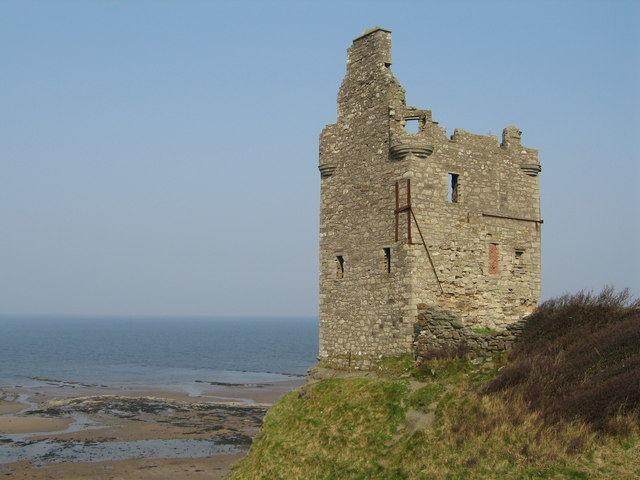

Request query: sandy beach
[{"left": 0, "top": 378, "right": 304, "bottom": 479}]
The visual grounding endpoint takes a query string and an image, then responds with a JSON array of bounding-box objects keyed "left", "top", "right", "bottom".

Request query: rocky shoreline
[{"left": 0, "top": 379, "right": 303, "bottom": 479}]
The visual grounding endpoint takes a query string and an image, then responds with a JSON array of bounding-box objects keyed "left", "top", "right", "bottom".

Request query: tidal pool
[{"left": 0, "top": 437, "right": 245, "bottom": 464}]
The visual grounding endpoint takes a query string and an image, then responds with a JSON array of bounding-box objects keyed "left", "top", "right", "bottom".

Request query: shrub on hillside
[
  {"left": 417, "top": 343, "right": 471, "bottom": 361},
  {"left": 485, "top": 287, "right": 640, "bottom": 433}
]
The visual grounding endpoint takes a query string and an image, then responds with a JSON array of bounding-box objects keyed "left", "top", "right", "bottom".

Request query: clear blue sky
[{"left": 1, "top": 0, "right": 638, "bottom": 316}]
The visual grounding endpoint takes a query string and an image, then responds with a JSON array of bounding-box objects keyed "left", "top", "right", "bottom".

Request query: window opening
[
  {"left": 383, "top": 248, "right": 391, "bottom": 273},
  {"left": 336, "top": 256, "right": 344, "bottom": 279},
  {"left": 448, "top": 173, "right": 459, "bottom": 203},
  {"left": 513, "top": 249, "right": 526, "bottom": 274},
  {"left": 404, "top": 118, "right": 419, "bottom": 134},
  {"left": 488, "top": 244, "right": 499, "bottom": 274}
]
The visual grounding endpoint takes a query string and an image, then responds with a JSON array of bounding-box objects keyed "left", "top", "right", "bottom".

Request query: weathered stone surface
[
  {"left": 318, "top": 28, "right": 541, "bottom": 366},
  {"left": 414, "top": 303, "right": 529, "bottom": 360}
]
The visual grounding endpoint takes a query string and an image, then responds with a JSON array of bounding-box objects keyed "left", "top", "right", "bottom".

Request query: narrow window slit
[
  {"left": 448, "top": 173, "right": 459, "bottom": 203},
  {"left": 336, "top": 256, "right": 344, "bottom": 279},
  {"left": 383, "top": 248, "right": 391, "bottom": 273}
]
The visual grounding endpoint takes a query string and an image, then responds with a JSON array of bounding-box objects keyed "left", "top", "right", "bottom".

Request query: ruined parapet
[
  {"left": 389, "top": 137, "right": 434, "bottom": 161},
  {"left": 389, "top": 108, "right": 435, "bottom": 160},
  {"left": 501, "top": 126, "right": 542, "bottom": 177}
]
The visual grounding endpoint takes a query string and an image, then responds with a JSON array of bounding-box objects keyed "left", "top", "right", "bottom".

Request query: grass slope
[{"left": 230, "top": 290, "right": 640, "bottom": 479}]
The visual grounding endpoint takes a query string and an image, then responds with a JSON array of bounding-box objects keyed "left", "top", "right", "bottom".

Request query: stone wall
[
  {"left": 404, "top": 122, "right": 542, "bottom": 330},
  {"left": 318, "top": 28, "right": 416, "bottom": 362},
  {"left": 318, "top": 27, "right": 541, "bottom": 366},
  {"left": 414, "top": 304, "right": 526, "bottom": 362}
]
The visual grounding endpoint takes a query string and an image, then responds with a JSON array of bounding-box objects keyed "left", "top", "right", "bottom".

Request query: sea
[
  {"left": 0, "top": 316, "right": 318, "bottom": 465},
  {"left": 0, "top": 316, "right": 319, "bottom": 390}
]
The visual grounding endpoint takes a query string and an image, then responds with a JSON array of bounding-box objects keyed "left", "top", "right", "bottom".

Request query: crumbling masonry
[{"left": 318, "top": 28, "right": 542, "bottom": 367}]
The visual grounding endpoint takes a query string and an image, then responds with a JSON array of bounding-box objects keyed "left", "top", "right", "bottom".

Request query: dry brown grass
[{"left": 486, "top": 287, "right": 640, "bottom": 433}]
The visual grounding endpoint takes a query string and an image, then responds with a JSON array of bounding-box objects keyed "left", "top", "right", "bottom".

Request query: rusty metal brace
[{"left": 410, "top": 207, "right": 445, "bottom": 295}]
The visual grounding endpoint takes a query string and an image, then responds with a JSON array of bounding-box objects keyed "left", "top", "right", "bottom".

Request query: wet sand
[
  {"left": 0, "top": 415, "right": 73, "bottom": 434},
  {"left": 0, "top": 400, "right": 25, "bottom": 416},
  {"left": 1, "top": 455, "right": 245, "bottom": 479},
  {"left": 0, "top": 378, "right": 304, "bottom": 479}
]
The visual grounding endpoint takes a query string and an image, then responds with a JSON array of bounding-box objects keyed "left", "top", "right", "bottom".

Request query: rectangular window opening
[
  {"left": 383, "top": 248, "right": 391, "bottom": 273},
  {"left": 404, "top": 118, "right": 420, "bottom": 134},
  {"left": 448, "top": 173, "right": 459, "bottom": 203},
  {"left": 514, "top": 249, "right": 526, "bottom": 273},
  {"left": 336, "top": 256, "right": 344, "bottom": 279}
]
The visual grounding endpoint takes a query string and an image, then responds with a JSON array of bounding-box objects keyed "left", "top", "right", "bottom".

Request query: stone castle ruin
[{"left": 318, "top": 28, "right": 542, "bottom": 367}]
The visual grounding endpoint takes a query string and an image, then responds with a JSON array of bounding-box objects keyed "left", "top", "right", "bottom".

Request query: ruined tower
[{"left": 318, "top": 28, "right": 541, "bottom": 368}]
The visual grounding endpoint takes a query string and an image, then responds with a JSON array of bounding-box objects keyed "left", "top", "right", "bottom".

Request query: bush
[{"left": 485, "top": 287, "right": 640, "bottom": 433}]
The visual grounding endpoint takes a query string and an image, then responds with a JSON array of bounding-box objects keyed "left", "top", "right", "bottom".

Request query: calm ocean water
[{"left": 0, "top": 316, "right": 318, "bottom": 388}]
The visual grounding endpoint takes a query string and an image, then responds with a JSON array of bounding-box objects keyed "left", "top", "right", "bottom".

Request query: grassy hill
[{"left": 229, "top": 289, "right": 639, "bottom": 479}]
